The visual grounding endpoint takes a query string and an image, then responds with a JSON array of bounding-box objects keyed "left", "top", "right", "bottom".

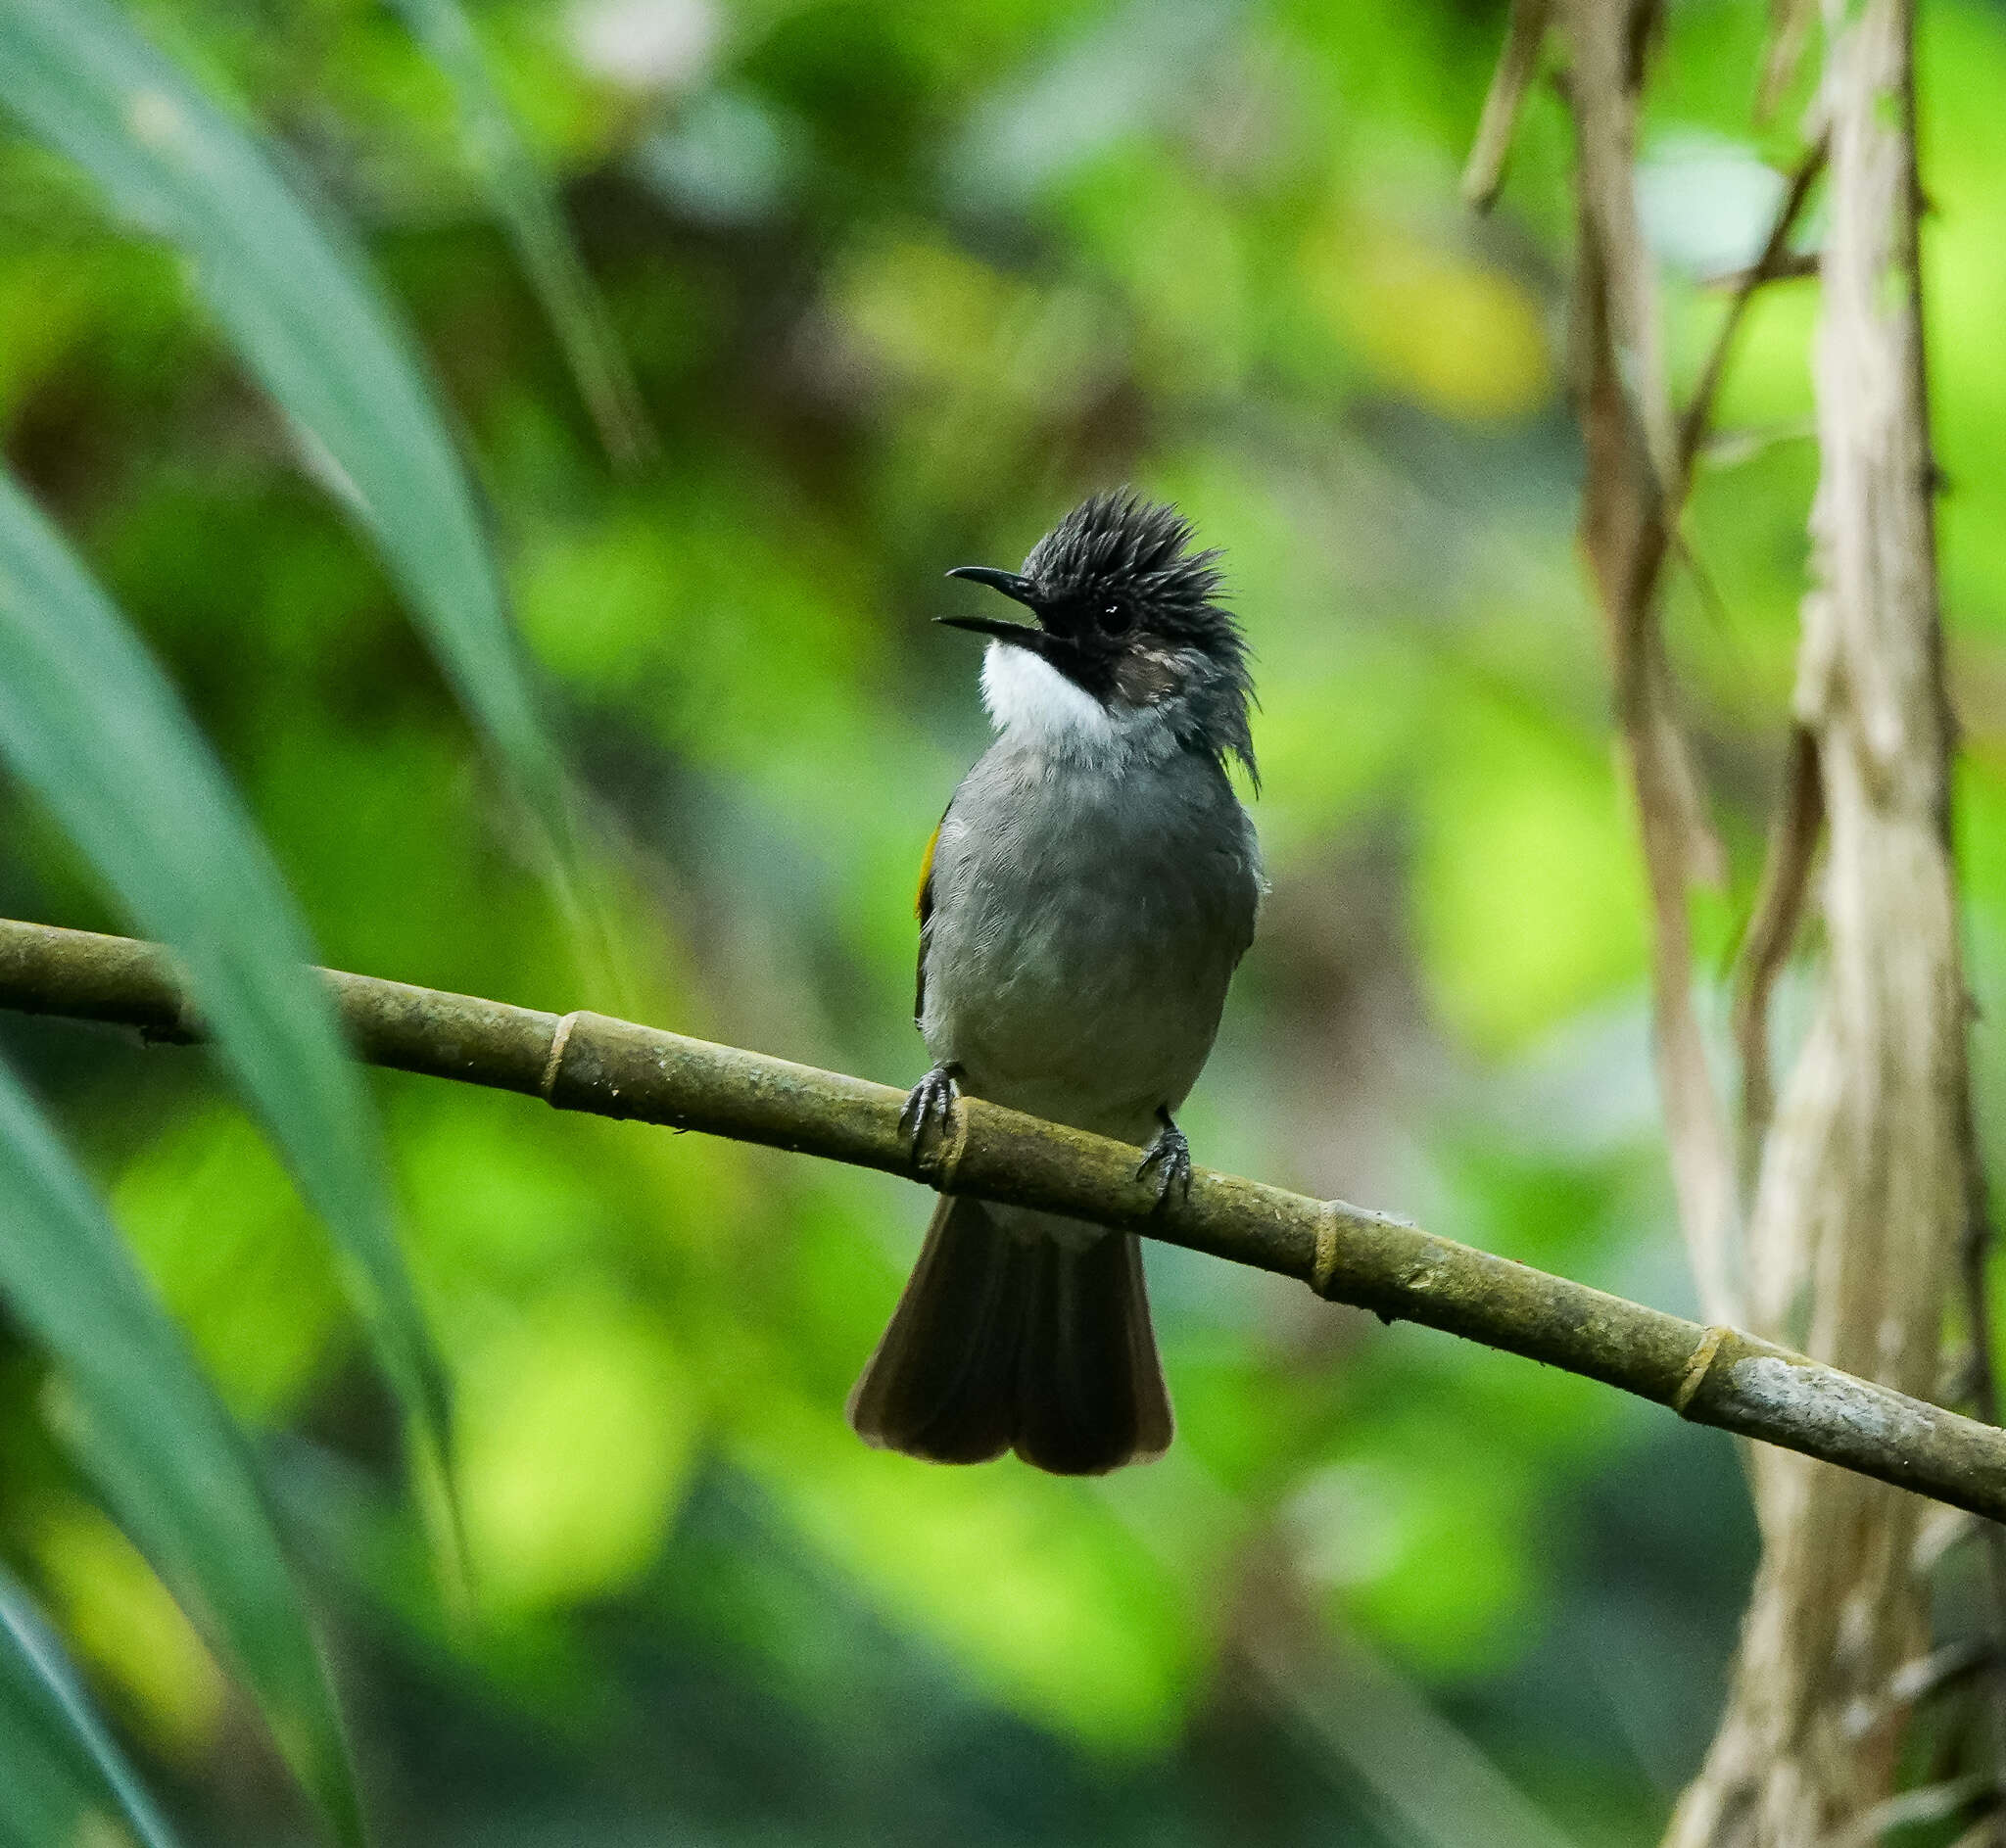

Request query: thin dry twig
[
  {"left": 1730, "top": 723, "right": 1824, "bottom": 1178},
  {"left": 1761, "top": 0, "right": 1820, "bottom": 119},
  {"left": 1674, "top": 148, "right": 1829, "bottom": 1214},
  {"left": 1678, "top": 145, "right": 1830, "bottom": 1208},
  {"left": 1461, "top": 0, "right": 1554, "bottom": 212},
  {"left": 1889, "top": 1639, "right": 1994, "bottom": 1709},
  {"left": 1476, "top": 24, "right": 1827, "bottom": 1297},
  {"left": 1916, "top": 0, "right": 2006, "bottom": 1766},
  {"left": 1558, "top": 0, "right": 1741, "bottom": 1325},
  {"left": 1675, "top": 135, "right": 1830, "bottom": 496},
  {"left": 4, "top": 914, "right": 2006, "bottom": 1523},
  {"left": 1834, "top": 1776, "right": 1993, "bottom": 1848},
  {"left": 1667, "top": 0, "right": 1979, "bottom": 1836},
  {"left": 1954, "top": 992, "right": 2006, "bottom": 1840},
  {"left": 1705, "top": 251, "right": 1822, "bottom": 293},
  {"left": 1234, "top": 1579, "right": 1581, "bottom": 1848}
]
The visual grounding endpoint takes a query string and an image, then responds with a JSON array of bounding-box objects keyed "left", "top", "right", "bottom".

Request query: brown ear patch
[{"left": 1111, "top": 645, "right": 1182, "bottom": 710}]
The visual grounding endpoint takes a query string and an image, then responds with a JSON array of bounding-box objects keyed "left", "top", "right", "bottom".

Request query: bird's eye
[{"left": 1097, "top": 599, "right": 1132, "bottom": 636}]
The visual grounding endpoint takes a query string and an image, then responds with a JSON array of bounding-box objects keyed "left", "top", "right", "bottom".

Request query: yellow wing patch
[
  {"left": 914, "top": 818, "right": 943, "bottom": 1025},
  {"left": 915, "top": 820, "right": 941, "bottom": 923}
]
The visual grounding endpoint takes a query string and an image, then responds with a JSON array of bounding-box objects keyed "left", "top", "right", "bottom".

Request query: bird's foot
[
  {"left": 899, "top": 1063, "right": 963, "bottom": 1160},
  {"left": 1135, "top": 1108, "right": 1192, "bottom": 1210}
]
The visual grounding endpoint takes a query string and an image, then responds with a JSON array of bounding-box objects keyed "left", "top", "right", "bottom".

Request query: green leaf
[
  {"left": 0, "top": 462, "right": 447, "bottom": 1440},
  {"left": 0, "top": 463, "right": 453, "bottom": 1794},
  {"left": 389, "top": 0, "right": 655, "bottom": 469},
  {"left": 0, "top": 1560, "right": 182, "bottom": 1848},
  {"left": 0, "top": 1070, "right": 358, "bottom": 1845},
  {"left": 0, "top": 0, "right": 574, "bottom": 859}
]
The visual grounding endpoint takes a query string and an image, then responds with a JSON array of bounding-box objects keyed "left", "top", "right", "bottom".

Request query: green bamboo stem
[{"left": 2, "top": 914, "right": 2001, "bottom": 1521}]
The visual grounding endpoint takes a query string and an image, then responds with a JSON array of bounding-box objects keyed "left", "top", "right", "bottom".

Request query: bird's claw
[
  {"left": 899, "top": 1064, "right": 962, "bottom": 1161},
  {"left": 1135, "top": 1114, "right": 1192, "bottom": 1210}
]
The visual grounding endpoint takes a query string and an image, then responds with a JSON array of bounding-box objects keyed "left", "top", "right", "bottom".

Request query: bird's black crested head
[
  {"left": 940, "top": 490, "right": 1256, "bottom": 781},
  {"left": 1020, "top": 491, "right": 1226, "bottom": 634}
]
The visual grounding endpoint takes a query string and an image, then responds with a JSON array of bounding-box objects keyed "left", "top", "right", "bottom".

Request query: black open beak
[{"left": 937, "top": 566, "right": 1044, "bottom": 643}]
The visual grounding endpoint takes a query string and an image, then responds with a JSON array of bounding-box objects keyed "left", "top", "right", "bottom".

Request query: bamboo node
[
  {"left": 1312, "top": 1207, "right": 1343, "bottom": 1298},
  {"left": 1673, "top": 1323, "right": 1732, "bottom": 1415},
  {"left": 924, "top": 1100, "right": 968, "bottom": 1190},
  {"left": 540, "top": 1011, "right": 581, "bottom": 1103}
]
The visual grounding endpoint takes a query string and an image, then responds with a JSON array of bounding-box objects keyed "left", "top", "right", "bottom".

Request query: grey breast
[{"left": 920, "top": 738, "right": 1261, "bottom": 1144}]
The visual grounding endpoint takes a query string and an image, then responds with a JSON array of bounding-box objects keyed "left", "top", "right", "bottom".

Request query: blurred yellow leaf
[
  {"left": 830, "top": 238, "right": 1013, "bottom": 392},
  {"left": 1414, "top": 693, "right": 1647, "bottom": 1048},
  {"left": 111, "top": 1111, "right": 343, "bottom": 1425},
  {"left": 1308, "top": 218, "right": 1552, "bottom": 422},
  {"left": 456, "top": 1295, "right": 699, "bottom": 1611},
  {"left": 31, "top": 1502, "right": 225, "bottom": 1764}
]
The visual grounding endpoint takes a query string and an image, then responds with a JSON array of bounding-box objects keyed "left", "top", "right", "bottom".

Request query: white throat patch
[{"left": 979, "top": 640, "right": 1113, "bottom": 749}]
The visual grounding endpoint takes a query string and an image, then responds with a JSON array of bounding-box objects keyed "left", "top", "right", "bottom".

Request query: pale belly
[{"left": 919, "top": 742, "right": 1261, "bottom": 1150}]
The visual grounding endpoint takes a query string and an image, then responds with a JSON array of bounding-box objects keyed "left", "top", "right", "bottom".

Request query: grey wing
[{"left": 1221, "top": 799, "right": 1265, "bottom": 967}]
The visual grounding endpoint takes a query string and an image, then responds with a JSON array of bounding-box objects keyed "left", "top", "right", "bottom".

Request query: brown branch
[{"left": 5, "top": 914, "right": 2006, "bottom": 1525}]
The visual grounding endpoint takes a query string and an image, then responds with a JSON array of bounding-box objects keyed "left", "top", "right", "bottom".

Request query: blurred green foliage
[{"left": 7, "top": 0, "right": 2006, "bottom": 1842}]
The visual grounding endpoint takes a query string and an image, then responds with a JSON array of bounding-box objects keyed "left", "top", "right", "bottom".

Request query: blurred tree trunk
[{"left": 1663, "top": 0, "right": 1975, "bottom": 1840}]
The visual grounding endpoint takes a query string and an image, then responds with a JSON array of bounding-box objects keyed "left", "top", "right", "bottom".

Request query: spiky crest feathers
[{"left": 1018, "top": 490, "right": 1257, "bottom": 783}]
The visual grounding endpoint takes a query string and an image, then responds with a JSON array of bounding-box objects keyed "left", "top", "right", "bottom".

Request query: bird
[{"left": 846, "top": 490, "right": 1263, "bottom": 1475}]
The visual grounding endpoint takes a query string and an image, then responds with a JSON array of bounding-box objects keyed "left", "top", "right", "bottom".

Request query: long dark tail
[{"left": 846, "top": 1195, "right": 1173, "bottom": 1474}]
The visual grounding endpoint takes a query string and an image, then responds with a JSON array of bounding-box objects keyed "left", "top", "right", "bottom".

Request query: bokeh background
[{"left": 7, "top": 0, "right": 2006, "bottom": 1841}]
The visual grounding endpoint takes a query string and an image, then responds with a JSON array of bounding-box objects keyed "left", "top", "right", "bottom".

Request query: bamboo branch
[{"left": 3, "top": 917, "right": 2006, "bottom": 1523}]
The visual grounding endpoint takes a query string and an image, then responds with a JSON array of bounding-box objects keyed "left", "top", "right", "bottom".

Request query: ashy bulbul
[{"left": 849, "top": 491, "right": 1263, "bottom": 1474}]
